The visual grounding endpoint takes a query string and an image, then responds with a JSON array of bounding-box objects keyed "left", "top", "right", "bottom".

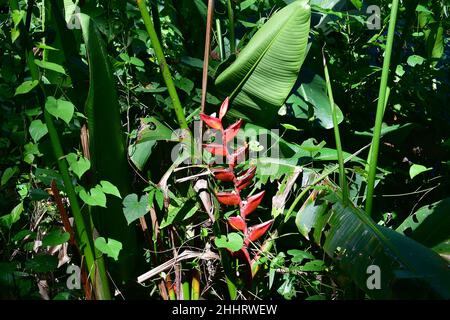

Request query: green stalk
[
  {"left": 191, "top": 270, "right": 200, "bottom": 300},
  {"left": 136, "top": 0, "right": 188, "bottom": 130},
  {"left": 216, "top": 19, "right": 225, "bottom": 61},
  {"left": 44, "top": 111, "right": 111, "bottom": 300},
  {"left": 323, "top": 54, "right": 348, "bottom": 205},
  {"left": 182, "top": 280, "right": 190, "bottom": 300},
  {"left": 365, "top": 0, "right": 400, "bottom": 216},
  {"left": 226, "top": 0, "right": 236, "bottom": 54}
]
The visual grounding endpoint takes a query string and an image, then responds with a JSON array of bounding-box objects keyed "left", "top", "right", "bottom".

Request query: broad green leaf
[
  {"left": 214, "top": 233, "right": 244, "bottom": 252},
  {"left": 136, "top": 117, "right": 175, "bottom": 144},
  {"left": 34, "top": 60, "right": 66, "bottom": 75},
  {"left": 123, "top": 194, "right": 148, "bottom": 225},
  {"left": 100, "top": 181, "right": 121, "bottom": 198},
  {"left": 298, "top": 72, "right": 344, "bottom": 129},
  {"left": 129, "top": 140, "right": 156, "bottom": 171},
  {"left": 66, "top": 153, "right": 90, "bottom": 179},
  {"left": 295, "top": 189, "right": 450, "bottom": 299},
  {"left": 78, "top": 14, "right": 136, "bottom": 270},
  {"left": 42, "top": 230, "right": 70, "bottom": 247},
  {"left": 45, "top": 96, "right": 74, "bottom": 124},
  {"left": 94, "top": 237, "right": 122, "bottom": 261},
  {"left": 409, "top": 164, "right": 432, "bottom": 179},
  {"left": 79, "top": 186, "right": 107, "bottom": 208},
  {"left": 29, "top": 120, "right": 48, "bottom": 142},
  {"left": 15, "top": 80, "right": 39, "bottom": 95},
  {"left": 215, "top": 0, "right": 311, "bottom": 125},
  {"left": 0, "top": 203, "right": 24, "bottom": 229},
  {"left": 1, "top": 166, "right": 18, "bottom": 186},
  {"left": 397, "top": 198, "right": 450, "bottom": 249}
]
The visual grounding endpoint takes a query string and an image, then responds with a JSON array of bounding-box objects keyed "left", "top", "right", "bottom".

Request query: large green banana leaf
[
  {"left": 78, "top": 14, "right": 137, "bottom": 283},
  {"left": 215, "top": 0, "right": 311, "bottom": 125},
  {"left": 295, "top": 187, "right": 450, "bottom": 299}
]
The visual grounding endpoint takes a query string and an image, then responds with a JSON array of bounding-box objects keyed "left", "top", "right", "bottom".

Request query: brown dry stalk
[{"left": 50, "top": 180, "right": 75, "bottom": 246}]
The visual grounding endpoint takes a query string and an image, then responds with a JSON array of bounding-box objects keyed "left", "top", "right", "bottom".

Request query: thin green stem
[
  {"left": 323, "top": 53, "right": 348, "bottom": 205},
  {"left": 136, "top": 0, "right": 188, "bottom": 130},
  {"left": 365, "top": 0, "right": 400, "bottom": 216},
  {"left": 216, "top": 19, "right": 225, "bottom": 61},
  {"left": 227, "top": 0, "right": 236, "bottom": 54}
]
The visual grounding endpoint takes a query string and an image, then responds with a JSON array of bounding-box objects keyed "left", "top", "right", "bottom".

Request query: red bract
[
  {"left": 203, "top": 143, "right": 228, "bottom": 156},
  {"left": 235, "top": 166, "right": 257, "bottom": 191},
  {"left": 245, "top": 220, "right": 274, "bottom": 244},
  {"left": 200, "top": 114, "right": 222, "bottom": 130},
  {"left": 219, "top": 97, "right": 229, "bottom": 120},
  {"left": 228, "top": 216, "right": 247, "bottom": 232},
  {"left": 241, "top": 190, "right": 265, "bottom": 217},
  {"left": 212, "top": 168, "right": 235, "bottom": 182},
  {"left": 216, "top": 192, "right": 241, "bottom": 206},
  {"left": 228, "top": 144, "right": 248, "bottom": 168},
  {"left": 205, "top": 98, "right": 273, "bottom": 279},
  {"left": 223, "top": 119, "right": 243, "bottom": 143}
]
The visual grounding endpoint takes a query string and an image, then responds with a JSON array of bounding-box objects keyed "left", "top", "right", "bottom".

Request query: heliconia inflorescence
[{"left": 201, "top": 97, "right": 273, "bottom": 272}]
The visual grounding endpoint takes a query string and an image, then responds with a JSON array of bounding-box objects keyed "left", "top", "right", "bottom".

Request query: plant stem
[
  {"left": 323, "top": 53, "right": 348, "bottom": 205},
  {"left": 216, "top": 19, "right": 225, "bottom": 61},
  {"left": 227, "top": 0, "right": 236, "bottom": 54},
  {"left": 44, "top": 110, "right": 111, "bottom": 300},
  {"left": 365, "top": 0, "right": 399, "bottom": 216},
  {"left": 136, "top": 0, "right": 188, "bottom": 130}
]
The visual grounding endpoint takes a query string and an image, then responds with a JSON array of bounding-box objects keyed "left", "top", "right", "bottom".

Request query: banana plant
[{"left": 215, "top": 0, "right": 311, "bottom": 125}]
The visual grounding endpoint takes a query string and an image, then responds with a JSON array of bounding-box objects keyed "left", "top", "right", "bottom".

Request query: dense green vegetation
[{"left": 0, "top": 0, "right": 449, "bottom": 300}]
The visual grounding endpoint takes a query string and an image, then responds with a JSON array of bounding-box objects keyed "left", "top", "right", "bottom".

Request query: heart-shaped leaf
[
  {"left": 94, "top": 237, "right": 122, "bottom": 261},
  {"left": 79, "top": 186, "right": 106, "bottom": 208},
  {"left": 29, "top": 120, "right": 48, "bottom": 142},
  {"left": 66, "top": 153, "right": 90, "bottom": 179},
  {"left": 45, "top": 96, "right": 75, "bottom": 125},
  {"left": 214, "top": 233, "right": 244, "bottom": 252},
  {"left": 123, "top": 193, "right": 148, "bottom": 225}
]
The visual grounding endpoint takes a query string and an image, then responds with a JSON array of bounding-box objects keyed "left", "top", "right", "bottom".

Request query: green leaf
[
  {"left": 214, "top": 233, "right": 244, "bottom": 252},
  {"left": 94, "top": 237, "right": 122, "bottom": 261},
  {"left": 281, "top": 123, "right": 302, "bottom": 131},
  {"left": 42, "top": 230, "right": 70, "bottom": 247},
  {"left": 29, "top": 120, "right": 48, "bottom": 142},
  {"left": 136, "top": 117, "right": 175, "bottom": 144},
  {"left": 160, "top": 201, "right": 199, "bottom": 229},
  {"left": 34, "top": 60, "right": 66, "bottom": 75},
  {"left": 45, "top": 96, "right": 75, "bottom": 125},
  {"left": 409, "top": 164, "right": 432, "bottom": 179},
  {"left": 100, "top": 181, "right": 121, "bottom": 198},
  {"left": 407, "top": 55, "right": 425, "bottom": 67},
  {"left": 1, "top": 166, "right": 18, "bottom": 186},
  {"left": 123, "top": 194, "right": 148, "bottom": 225},
  {"left": 15, "top": 80, "right": 39, "bottom": 95},
  {"left": 295, "top": 189, "right": 450, "bottom": 299},
  {"left": 66, "top": 153, "right": 90, "bottom": 179},
  {"left": 215, "top": 0, "right": 311, "bottom": 125},
  {"left": 269, "top": 252, "right": 285, "bottom": 289},
  {"left": 397, "top": 198, "right": 450, "bottom": 249},
  {"left": 25, "top": 255, "right": 58, "bottom": 273},
  {"left": 298, "top": 72, "right": 344, "bottom": 129},
  {"left": 287, "top": 249, "right": 314, "bottom": 263},
  {"left": 129, "top": 140, "right": 156, "bottom": 171},
  {"left": 0, "top": 203, "right": 24, "bottom": 229},
  {"left": 79, "top": 186, "right": 107, "bottom": 208}
]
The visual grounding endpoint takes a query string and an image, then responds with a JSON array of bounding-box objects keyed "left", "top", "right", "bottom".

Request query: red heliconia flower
[
  {"left": 200, "top": 114, "right": 223, "bottom": 131},
  {"left": 223, "top": 119, "right": 243, "bottom": 143},
  {"left": 240, "top": 190, "right": 265, "bottom": 217},
  {"left": 245, "top": 220, "right": 274, "bottom": 245},
  {"left": 212, "top": 168, "right": 235, "bottom": 182},
  {"left": 228, "top": 144, "right": 248, "bottom": 168},
  {"left": 216, "top": 191, "right": 241, "bottom": 206},
  {"left": 228, "top": 216, "right": 247, "bottom": 232},
  {"left": 203, "top": 143, "right": 228, "bottom": 156},
  {"left": 235, "top": 166, "right": 257, "bottom": 191},
  {"left": 219, "top": 97, "right": 229, "bottom": 120}
]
